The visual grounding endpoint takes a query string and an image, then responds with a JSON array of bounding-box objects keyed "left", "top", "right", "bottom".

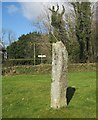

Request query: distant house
[{"left": 0, "top": 43, "right": 7, "bottom": 62}]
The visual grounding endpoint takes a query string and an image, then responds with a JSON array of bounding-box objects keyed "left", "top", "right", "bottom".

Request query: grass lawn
[{"left": 2, "top": 72, "right": 96, "bottom": 118}]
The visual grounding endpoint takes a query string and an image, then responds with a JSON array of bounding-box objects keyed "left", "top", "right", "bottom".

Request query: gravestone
[{"left": 51, "top": 41, "right": 68, "bottom": 109}]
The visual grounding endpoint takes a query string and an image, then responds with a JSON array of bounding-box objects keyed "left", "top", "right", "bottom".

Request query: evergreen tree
[
  {"left": 7, "top": 32, "right": 52, "bottom": 64},
  {"left": 72, "top": 2, "right": 92, "bottom": 63}
]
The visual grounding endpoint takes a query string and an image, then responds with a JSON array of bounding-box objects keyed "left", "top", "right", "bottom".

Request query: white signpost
[{"left": 38, "top": 54, "right": 46, "bottom": 64}]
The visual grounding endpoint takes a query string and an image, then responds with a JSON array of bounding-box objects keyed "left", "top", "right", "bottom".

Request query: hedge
[
  {"left": 2, "top": 63, "right": 96, "bottom": 76},
  {"left": 3, "top": 59, "right": 44, "bottom": 66}
]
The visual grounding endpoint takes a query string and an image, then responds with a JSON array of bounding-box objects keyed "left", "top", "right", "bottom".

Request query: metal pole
[
  {"left": 41, "top": 53, "right": 42, "bottom": 64},
  {"left": 34, "top": 43, "right": 36, "bottom": 65}
]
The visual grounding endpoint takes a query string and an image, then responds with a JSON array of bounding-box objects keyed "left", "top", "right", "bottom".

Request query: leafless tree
[
  {"left": 0, "top": 29, "right": 16, "bottom": 47},
  {"left": 0, "top": 29, "right": 7, "bottom": 47},
  {"left": 8, "top": 30, "right": 16, "bottom": 45}
]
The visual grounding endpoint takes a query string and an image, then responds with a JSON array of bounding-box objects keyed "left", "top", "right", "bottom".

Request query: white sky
[
  {"left": 2, "top": 0, "right": 97, "bottom": 21},
  {"left": 3, "top": 1, "right": 72, "bottom": 21},
  {"left": 20, "top": 2, "right": 71, "bottom": 21}
]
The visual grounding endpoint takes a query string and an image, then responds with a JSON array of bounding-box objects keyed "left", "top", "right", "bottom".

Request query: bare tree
[
  {"left": 8, "top": 30, "right": 16, "bottom": 45},
  {"left": 0, "top": 29, "right": 16, "bottom": 47},
  {"left": 0, "top": 28, "right": 7, "bottom": 47}
]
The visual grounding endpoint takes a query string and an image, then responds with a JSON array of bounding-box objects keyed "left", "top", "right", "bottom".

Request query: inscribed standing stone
[{"left": 51, "top": 41, "right": 68, "bottom": 109}]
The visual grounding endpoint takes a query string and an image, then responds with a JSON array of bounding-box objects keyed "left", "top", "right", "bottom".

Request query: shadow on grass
[{"left": 66, "top": 87, "right": 76, "bottom": 105}]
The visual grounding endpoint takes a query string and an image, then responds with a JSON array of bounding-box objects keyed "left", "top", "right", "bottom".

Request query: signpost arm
[
  {"left": 38, "top": 54, "right": 46, "bottom": 64},
  {"left": 41, "top": 53, "right": 42, "bottom": 64}
]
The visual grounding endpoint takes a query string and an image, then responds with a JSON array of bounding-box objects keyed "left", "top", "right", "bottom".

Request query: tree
[
  {"left": 7, "top": 32, "right": 52, "bottom": 64},
  {"left": 0, "top": 29, "right": 6, "bottom": 47},
  {"left": 96, "top": 2, "right": 98, "bottom": 59},
  {"left": 72, "top": 2, "right": 92, "bottom": 63},
  {"left": 8, "top": 30, "right": 16, "bottom": 45},
  {"left": 49, "top": 4, "right": 68, "bottom": 46},
  {"left": 0, "top": 29, "right": 16, "bottom": 47},
  {"left": 91, "top": 4, "right": 96, "bottom": 62}
]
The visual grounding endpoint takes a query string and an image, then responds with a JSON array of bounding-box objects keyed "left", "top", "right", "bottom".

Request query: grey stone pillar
[{"left": 51, "top": 41, "right": 68, "bottom": 109}]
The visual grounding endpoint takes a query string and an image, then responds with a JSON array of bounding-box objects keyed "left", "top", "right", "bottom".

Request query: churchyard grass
[{"left": 2, "top": 72, "right": 96, "bottom": 118}]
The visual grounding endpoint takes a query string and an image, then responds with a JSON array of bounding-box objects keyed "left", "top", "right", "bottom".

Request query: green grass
[{"left": 2, "top": 72, "right": 96, "bottom": 118}]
